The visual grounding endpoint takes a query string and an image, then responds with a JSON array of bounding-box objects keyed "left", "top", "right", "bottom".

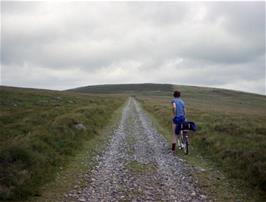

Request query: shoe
[{"left": 171, "top": 143, "right": 176, "bottom": 152}]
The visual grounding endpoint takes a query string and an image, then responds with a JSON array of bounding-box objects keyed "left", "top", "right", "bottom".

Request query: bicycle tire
[
  {"left": 183, "top": 133, "right": 189, "bottom": 155},
  {"left": 184, "top": 139, "right": 189, "bottom": 154}
]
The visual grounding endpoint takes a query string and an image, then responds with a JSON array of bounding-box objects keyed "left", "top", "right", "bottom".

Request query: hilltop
[
  {"left": 68, "top": 83, "right": 265, "bottom": 109},
  {"left": 68, "top": 83, "right": 173, "bottom": 95}
]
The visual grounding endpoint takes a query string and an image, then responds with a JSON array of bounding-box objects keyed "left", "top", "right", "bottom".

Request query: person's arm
[{"left": 172, "top": 102, "right": 176, "bottom": 117}]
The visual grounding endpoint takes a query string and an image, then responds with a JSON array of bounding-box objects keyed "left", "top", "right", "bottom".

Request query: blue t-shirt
[{"left": 171, "top": 98, "right": 185, "bottom": 117}]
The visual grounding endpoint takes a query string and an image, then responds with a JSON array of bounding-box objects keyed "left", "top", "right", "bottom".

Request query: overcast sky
[{"left": 1, "top": 1, "right": 265, "bottom": 94}]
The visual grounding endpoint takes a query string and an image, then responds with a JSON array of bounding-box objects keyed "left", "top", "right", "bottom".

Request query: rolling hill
[
  {"left": 68, "top": 83, "right": 173, "bottom": 95},
  {"left": 1, "top": 83, "right": 265, "bottom": 201}
]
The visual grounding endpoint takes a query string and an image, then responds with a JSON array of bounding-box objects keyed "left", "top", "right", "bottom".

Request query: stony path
[{"left": 65, "top": 98, "right": 208, "bottom": 202}]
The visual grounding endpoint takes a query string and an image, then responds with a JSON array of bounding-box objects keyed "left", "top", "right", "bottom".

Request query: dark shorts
[{"left": 172, "top": 116, "right": 185, "bottom": 135}]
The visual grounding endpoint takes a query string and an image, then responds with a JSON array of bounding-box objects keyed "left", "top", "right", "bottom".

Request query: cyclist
[{"left": 171, "top": 90, "right": 185, "bottom": 153}]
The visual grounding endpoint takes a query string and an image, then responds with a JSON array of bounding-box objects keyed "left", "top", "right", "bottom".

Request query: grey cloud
[
  {"left": 1, "top": 1, "right": 265, "bottom": 94},
  {"left": 207, "top": 2, "right": 265, "bottom": 35}
]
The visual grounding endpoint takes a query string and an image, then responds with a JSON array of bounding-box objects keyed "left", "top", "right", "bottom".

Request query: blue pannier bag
[{"left": 181, "top": 121, "right": 197, "bottom": 132}]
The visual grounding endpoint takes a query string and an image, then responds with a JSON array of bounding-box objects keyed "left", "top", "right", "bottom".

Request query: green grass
[
  {"left": 2, "top": 83, "right": 265, "bottom": 201},
  {"left": 31, "top": 100, "right": 125, "bottom": 202},
  {"left": 69, "top": 83, "right": 266, "bottom": 200},
  {"left": 69, "top": 83, "right": 173, "bottom": 96},
  {"left": 126, "top": 134, "right": 137, "bottom": 156},
  {"left": 137, "top": 91, "right": 266, "bottom": 201},
  {"left": 0, "top": 86, "right": 126, "bottom": 201},
  {"left": 125, "top": 160, "right": 156, "bottom": 174}
]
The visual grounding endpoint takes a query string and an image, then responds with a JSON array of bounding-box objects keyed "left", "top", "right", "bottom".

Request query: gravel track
[{"left": 65, "top": 98, "right": 208, "bottom": 202}]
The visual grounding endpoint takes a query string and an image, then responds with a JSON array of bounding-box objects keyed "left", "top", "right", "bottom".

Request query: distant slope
[
  {"left": 68, "top": 83, "right": 174, "bottom": 96},
  {"left": 68, "top": 83, "right": 265, "bottom": 97},
  {"left": 173, "top": 85, "right": 266, "bottom": 112},
  {"left": 68, "top": 83, "right": 265, "bottom": 109}
]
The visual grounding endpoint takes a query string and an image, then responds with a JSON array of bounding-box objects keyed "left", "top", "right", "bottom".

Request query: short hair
[{"left": 173, "top": 90, "right": 181, "bottom": 98}]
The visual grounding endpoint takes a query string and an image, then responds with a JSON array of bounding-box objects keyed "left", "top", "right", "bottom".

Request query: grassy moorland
[
  {"left": 69, "top": 83, "right": 173, "bottom": 96},
  {"left": 0, "top": 86, "right": 126, "bottom": 201},
  {"left": 137, "top": 85, "right": 266, "bottom": 201},
  {"left": 2, "top": 83, "right": 265, "bottom": 201}
]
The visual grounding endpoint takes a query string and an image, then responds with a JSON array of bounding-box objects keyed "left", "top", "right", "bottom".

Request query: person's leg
[
  {"left": 172, "top": 122, "right": 177, "bottom": 152},
  {"left": 175, "top": 122, "right": 182, "bottom": 149},
  {"left": 177, "top": 131, "right": 182, "bottom": 149}
]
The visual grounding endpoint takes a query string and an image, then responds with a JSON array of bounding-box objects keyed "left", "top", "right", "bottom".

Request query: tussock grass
[
  {"left": 137, "top": 89, "right": 266, "bottom": 201},
  {"left": 125, "top": 160, "right": 156, "bottom": 174},
  {"left": 69, "top": 83, "right": 173, "bottom": 96},
  {"left": 0, "top": 86, "right": 126, "bottom": 201}
]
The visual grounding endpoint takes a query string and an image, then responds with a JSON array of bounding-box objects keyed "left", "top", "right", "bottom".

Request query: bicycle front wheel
[{"left": 183, "top": 134, "right": 189, "bottom": 155}]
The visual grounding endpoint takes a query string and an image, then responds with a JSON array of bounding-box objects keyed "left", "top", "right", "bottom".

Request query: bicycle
[
  {"left": 179, "top": 129, "right": 189, "bottom": 154},
  {"left": 177, "top": 121, "right": 196, "bottom": 155}
]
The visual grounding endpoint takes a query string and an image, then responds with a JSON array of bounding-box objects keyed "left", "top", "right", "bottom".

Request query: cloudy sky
[{"left": 1, "top": 1, "right": 265, "bottom": 94}]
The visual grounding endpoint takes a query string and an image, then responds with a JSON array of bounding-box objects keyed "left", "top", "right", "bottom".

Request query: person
[{"left": 171, "top": 90, "right": 185, "bottom": 153}]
